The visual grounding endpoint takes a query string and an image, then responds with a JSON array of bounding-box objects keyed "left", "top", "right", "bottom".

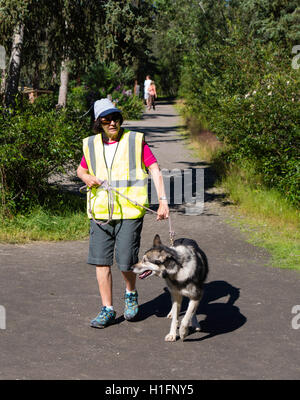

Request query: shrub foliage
[{"left": 0, "top": 96, "right": 89, "bottom": 213}]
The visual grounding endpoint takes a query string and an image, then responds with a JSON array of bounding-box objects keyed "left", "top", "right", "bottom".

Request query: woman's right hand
[
  {"left": 83, "top": 175, "right": 102, "bottom": 188},
  {"left": 77, "top": 165, "right": 102, "bottom": 188}
]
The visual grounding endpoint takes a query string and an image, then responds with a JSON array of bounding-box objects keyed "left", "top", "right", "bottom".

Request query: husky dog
[{"left": 131, "top": 234, "right": 208, "bottom": 341}]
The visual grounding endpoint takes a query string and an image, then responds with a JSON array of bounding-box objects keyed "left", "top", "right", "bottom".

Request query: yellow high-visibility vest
[{"left": 83, "top": 129, "right": 149, "bottom": 220}]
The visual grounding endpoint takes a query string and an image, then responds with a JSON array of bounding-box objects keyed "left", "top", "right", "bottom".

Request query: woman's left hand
[{"left": 157, "top": 200, "right": 169, "bottom": 220}]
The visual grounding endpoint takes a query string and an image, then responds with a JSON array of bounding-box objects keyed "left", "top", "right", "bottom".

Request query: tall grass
[
  {"left": 0, "top": 191, "right": 89, "bottom": 243},
  {"left": 219, "top": 162, "right": 300, "bottom": 271}
]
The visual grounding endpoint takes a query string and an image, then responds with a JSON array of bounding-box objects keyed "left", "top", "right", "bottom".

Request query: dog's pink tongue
[{"left": 139, "top": 270, "right": 152, "bottom": 279}]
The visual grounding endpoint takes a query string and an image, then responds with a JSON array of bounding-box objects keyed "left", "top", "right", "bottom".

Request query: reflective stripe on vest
[{"left": 83, "top": 130, "right": 149, "bottom": 220}]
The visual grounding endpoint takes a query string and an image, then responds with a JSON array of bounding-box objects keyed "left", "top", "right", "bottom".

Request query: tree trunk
[
  {"left": 0, "top": 45, "right": 6, "bottom": 96},
  {"left": 4, "top": 22, "right": 24, "bottom": 109},
  {"left": 57, "top": 58, "right": 69, "bottom": 108},
  {"left": 1, "top": 69, "right": 6, "bottom": 95}
]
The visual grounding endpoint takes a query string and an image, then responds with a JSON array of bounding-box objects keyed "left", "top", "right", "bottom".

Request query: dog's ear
[{"left": 153, "top": 234, "right": 162, "bottom": 247}]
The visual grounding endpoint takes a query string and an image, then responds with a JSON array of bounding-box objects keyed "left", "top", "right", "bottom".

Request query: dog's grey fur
[{"left": 132, "top": 234, "right": 208, "bottom": 341}]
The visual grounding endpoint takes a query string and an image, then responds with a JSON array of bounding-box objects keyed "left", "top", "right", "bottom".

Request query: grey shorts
[{"left": 87, "top": 218, "right": 144, "bottom": 271}]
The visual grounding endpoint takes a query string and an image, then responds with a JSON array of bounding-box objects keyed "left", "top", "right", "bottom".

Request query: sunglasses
[{"left": 100, "top": 113, "right": 121, "bottom": 125}]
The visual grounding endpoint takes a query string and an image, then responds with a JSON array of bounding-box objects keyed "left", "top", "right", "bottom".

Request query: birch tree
[
  {"left": 4, "top": 21, "right": 24, "bottom": 108},
  {"left": 0, "top": 0, "right": 31, "bottom": 108},
  {"left": 53, "top": 0, "right": 104, "bottom": 108}
]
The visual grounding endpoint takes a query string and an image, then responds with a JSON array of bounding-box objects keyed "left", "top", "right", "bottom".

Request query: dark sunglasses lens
[
  {"left": 101, "top": 114, "right": 121, "bottom": 124},
  {"left": 100, "top": 119, "right": 111, "bottom": 125}
]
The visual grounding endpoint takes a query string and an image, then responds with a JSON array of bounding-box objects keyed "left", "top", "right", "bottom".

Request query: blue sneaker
[
  {"left": 90, "top": 306, "right": 116, "bottom": 328},
  {"left": 124, "top": 290, "right": 139, "bottom": 321}
]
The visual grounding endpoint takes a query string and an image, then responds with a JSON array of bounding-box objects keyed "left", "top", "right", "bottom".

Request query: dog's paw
[
  {"left": 179, "top": 324, "right": 189, "bottom": 341},
  {"left": 165, "top": 333, "right": 177, "bottom": 342}
]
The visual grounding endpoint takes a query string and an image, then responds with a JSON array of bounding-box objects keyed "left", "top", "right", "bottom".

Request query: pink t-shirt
[{"left": 80, "top": 139, "right": 157, "bottom": 169}]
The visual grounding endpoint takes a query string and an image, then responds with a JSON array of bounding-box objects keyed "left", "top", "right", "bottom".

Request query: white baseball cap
[{"left": 94, "top": 98, "right": 121, "bottom": 120}]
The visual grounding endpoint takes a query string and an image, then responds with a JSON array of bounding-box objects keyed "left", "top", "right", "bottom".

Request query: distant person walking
[
  {"left": 144, "top": 75, "right": 152, "bottom": 107},
  {"left": 147, "top": 81, "right": 157, "bottom": 110},
  {"left": 134, "top": 80, "right": 140, "bottom": 97}
]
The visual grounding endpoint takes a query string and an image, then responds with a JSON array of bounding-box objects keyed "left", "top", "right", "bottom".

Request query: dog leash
[
  {"left": 76, "top": 104, "right": 93, "bottom": 119},
  {"left": 79, "top": 180, "right": 176, "bottom": 246}
]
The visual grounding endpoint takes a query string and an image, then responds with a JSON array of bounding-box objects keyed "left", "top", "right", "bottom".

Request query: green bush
[
  {"left": 179, "top": 36, "right": 300, "bottom": 206},
  {"left": 0, "top": 100, "right": 88, "bottom": 214},
  {"left": 210, "top": 71, "right": 300, "bottom": 206},
  {"left": 110, "top": 85, "right": 144, "bottom": 120},
  {"left": 23, "top": 93, "right": 58, "bottom": 113},
  {"left": 82, "top": 61, "right": 135, "bottom": 95},
  {"left": 67, "top": 82, "right": 144, "bottom": 121},
  {"left": 67, "top": 86, "right": 89, "bottom": 114},
  {"left": 74, "top": 61, "right": 144, "bottom": 120}
]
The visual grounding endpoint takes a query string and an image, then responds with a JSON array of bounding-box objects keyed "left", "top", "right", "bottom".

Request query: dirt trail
[{"left": 0, "top": 100, "right": 299, "bottom": 380}]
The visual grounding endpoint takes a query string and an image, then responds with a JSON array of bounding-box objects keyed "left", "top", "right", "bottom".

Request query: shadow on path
[
  {"left": 184, "top": 281, "right": 246, "bottom": 342},
  {"left": 124, "top": 126, "right": 186, "bottom": 138},
  {"left": 140, "top": 113, "right": 180, "bottom": 119},
  {"left": 115, "top": 281, "right": 247, "bottom": 341}
]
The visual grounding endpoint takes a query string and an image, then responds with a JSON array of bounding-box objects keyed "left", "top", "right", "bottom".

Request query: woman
[
  {"left": 77, "top": 98, "right": 169, "bottom": 328},
  {"left": 147, "top": 81, "right": 157, "bottom": 110}
]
